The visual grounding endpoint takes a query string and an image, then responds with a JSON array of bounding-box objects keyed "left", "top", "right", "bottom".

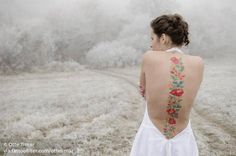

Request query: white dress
[
  {"left": 130, "top": 47, "right": 199, "bottom": 156},
  {"left": 130, "top": 101, "right": 199, "bottom": 156}
]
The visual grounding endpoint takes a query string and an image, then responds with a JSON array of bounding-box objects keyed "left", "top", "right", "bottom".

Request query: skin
[{"left": 139, "top": 28, "right": 204, "bottom": 139}]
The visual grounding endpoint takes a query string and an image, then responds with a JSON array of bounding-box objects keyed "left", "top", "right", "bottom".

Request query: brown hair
[{"left": 150, "top": 13, "right": 190, "bottom": 46}]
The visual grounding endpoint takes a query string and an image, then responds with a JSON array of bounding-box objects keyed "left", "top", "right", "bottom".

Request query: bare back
[{"left": 144, "top": 51, "right": 204, "bottom": 139}]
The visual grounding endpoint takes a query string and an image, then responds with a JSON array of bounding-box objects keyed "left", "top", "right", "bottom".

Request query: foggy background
[
  {"left": 0, "top": 0, "right": 235, "bottom": 74},
  {"left": 0, "top": 1, "right": 236, "bottom": 155}
]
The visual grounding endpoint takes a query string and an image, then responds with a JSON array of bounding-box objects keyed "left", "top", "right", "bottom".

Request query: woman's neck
[{"left": 163, "top": 45, "right": 182, "bottom": 51}]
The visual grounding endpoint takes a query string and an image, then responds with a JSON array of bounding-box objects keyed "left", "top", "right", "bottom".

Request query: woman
[{"left": 130, "top": 13, "right": 204, "bottom": 156}]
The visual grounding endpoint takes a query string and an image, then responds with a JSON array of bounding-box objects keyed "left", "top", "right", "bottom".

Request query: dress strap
[{"left": 165, "top": 47, "right": 184, "bottom": 54}]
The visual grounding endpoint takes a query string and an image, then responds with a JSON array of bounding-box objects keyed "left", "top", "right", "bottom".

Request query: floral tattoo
[{"left": 163, "top": 56, "right": 185, "bottom": 139}]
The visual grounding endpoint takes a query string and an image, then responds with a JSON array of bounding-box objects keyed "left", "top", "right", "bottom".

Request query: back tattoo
[{"left": 163, "top": 56, "right": 185, "bottom": 139}]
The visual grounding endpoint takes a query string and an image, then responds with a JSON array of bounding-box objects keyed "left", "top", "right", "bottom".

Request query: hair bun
[
  {"left": 150, "top": 13, "right": 190, "bottom": 46},
  {"left": 169, "top": 14, "right": 182, "bottom": 27},
  {"left": 173, "top": 14, "right": 182, "bottom": 22}
]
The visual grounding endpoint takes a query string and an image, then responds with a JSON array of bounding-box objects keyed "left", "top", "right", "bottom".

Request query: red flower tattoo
[
  {"left": 168, "top": 118, "right": 176, "bottom": 124},
  {"left": 169, "top": 89, "right": 184, "bottom": 97},
  {"left": 171, "top": 57, "right": 179, "bottom": 64},
  {"left": 167, "top": 108, "right": 176, "bottom": 114},
  {"left": 164, "top": 55, "right": 185, "bottom": 139}
]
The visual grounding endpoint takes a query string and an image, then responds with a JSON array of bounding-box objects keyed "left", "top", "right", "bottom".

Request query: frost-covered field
[
  {"left": 0, "top": 69, "right": 145, "bottom": 156},
  {"left": 0, "top": 59, "right": 236, "bottom": 156}
]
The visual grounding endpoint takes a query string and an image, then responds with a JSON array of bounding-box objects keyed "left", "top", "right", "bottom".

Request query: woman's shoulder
[
  {"left": 186, "top": 55, "right": 204, "bottom": 66},
  {"left": 183, "top": 55, "right": 204, "bottom": 72},
  {"left": 142, "top": 51, "right": 204, "bottom": 66}
]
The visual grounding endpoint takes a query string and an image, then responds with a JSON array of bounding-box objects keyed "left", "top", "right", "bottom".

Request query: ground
[{"left": 0, "top": 58, "right": 235, "bottom": 156}]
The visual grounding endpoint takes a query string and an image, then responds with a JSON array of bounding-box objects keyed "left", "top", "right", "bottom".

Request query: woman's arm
[{"left": 139, "top": 53, "right": 148, "bottom": 100}]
